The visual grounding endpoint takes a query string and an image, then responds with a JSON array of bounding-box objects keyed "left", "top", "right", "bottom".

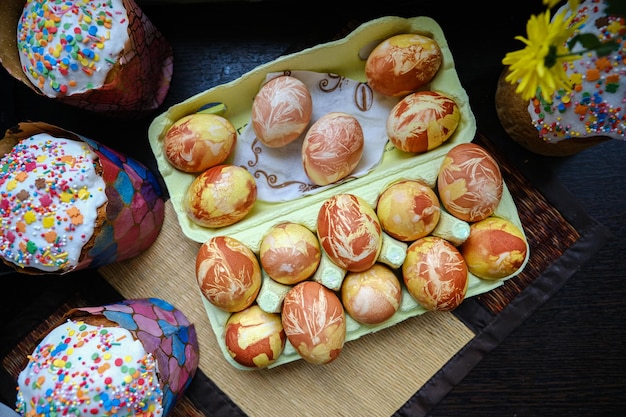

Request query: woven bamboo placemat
[{"left": 0, "top": 133, "right": 611, "bottom": 416}]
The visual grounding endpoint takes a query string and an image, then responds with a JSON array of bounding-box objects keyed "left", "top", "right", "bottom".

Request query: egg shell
[
  {"left": 251, "top": 75, "right": 313, "bottom": 148},
  {"left": 317, "top": 193, "right": 383, "bottom": 272},
  {"left": 281, "top": 281, "right": 346, "bottom": 365},
  {"left": 224, "top": 304, "right": 286, "bottom": 368},
  {"left": 259, "top": 222, "right": 321, "bottom": 285},
  {"left": 302, "top": 112, "right": 364, "bottom": 186},
  {"left": 386, "top": 90, "right": 461, "bottom": 153},
  {"left": 341, "top": 263, "right": 402, "bottom": 325},
  {"left": 402, "top": 236, "right": 468, "bottom": 311},
  {"left": 437, "top": 143, "right": 503, "bottom": 222},
  {"left": 185, "top": 164, "right": 257, "bottom": 228},
  {"left": 376, "top": 179, "right": 441, "bottom": 242},
  {"left": 164, "top": 113, "right": 237, "bottom": 173},
  {"left": 365, "top": 33, "right": 443, "bottom": 97},
  {"left": 196, "top": 236, "right": 262, "bottom": 312},
  {"left": 459, "top": 216, "right": 528, "bottom": 280}
]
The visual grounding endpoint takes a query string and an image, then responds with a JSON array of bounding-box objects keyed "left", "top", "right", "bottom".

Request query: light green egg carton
[{"left": 148, "top": 16, "right": 530, "bottom": 370}]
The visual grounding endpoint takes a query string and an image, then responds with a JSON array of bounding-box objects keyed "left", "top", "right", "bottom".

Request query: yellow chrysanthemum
[{"left": 502, "top": 8, "right": 581, "bottom": 102}]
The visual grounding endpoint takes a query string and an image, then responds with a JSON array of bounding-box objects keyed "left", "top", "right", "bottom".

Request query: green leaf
[
  {"left": 605, "top": 0, "right": 626, "bottom": 18},
  {"left": 595, "top": 40, "right": 621, "bottom": 57},
  {"left": 567, "top": 33, "right": 602, "bottom": 51}
]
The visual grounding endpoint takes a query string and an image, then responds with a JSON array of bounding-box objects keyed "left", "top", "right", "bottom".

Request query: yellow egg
[
  {"left": 259, "top": 222, "right": 321, "bottom": 285},
  {"left": 164, "top": 113, "right": 236, "bottom": 173},
  {"left": 185, "top": 165, "right": 257, "bottom": 228}
]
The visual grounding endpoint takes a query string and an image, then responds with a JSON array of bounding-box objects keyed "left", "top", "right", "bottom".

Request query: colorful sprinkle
[{"left": 16, "top": 0, "right": 129, "bottom": 97}]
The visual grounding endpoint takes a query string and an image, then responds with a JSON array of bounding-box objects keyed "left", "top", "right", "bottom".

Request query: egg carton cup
[{"left": 148, "top": 16, "right": 530, "bottom": 370}]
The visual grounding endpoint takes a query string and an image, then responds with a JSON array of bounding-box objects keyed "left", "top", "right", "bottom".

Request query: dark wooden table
[{"left": 1, "top": 1, "right": 625, "bottom": 416}]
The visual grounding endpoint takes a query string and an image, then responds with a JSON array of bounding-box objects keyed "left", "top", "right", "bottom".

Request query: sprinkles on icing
[
  {"left": 16, "top": 0, "right": 130, "bottom": 97},
  {"left": 16, "top": 319, "right": 164, "bottom": 417},
  {"left": 0, "top": 134, "right": 107, "bottom": 272},
  {"left": 529, "top": 0, "right": 626, "bottom": 143}
]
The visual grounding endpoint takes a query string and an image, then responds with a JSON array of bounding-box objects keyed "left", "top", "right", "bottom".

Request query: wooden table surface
[{"left": 1, "top": 1, "right": 625, "bottom": 415}]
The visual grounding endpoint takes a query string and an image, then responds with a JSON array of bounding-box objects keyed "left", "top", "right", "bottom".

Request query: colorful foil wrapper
[
  {"left": 67, "top": 298, "right": 200, "bottom": 416},
  {"left": 0, "top": 0, "right": 173, "bottom": 117},
  {"left": 0, "top": 121, "right": 165, "bottom": 274}
]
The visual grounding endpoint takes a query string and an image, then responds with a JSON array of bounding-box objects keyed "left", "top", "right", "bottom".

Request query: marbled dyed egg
[
  {"left": 386, "top": 90, "right": 460, "bottom": 153},
  {"left": 196, "top": 236, "right": 261, "bottom": 312},
  {"left": 317, "top": 193, "right": 382, "bottom": 272},
  {"left": 164, "top": 113, "right": 236, "bottom": 173},
  {"left": 402, "top": 236, "right": 468, "bottom": 311},
  {"left": 185, "top": 164, "right": 257, "bottom": 228},
  {"left": 459, "top": 216, "right": 528, "bottom": 280},
  {"left": 302, "top": 112, "right": 364, "bottom": 186},
  {"left": 437, "top": 143, "right": 503, "bottom": 222},
  {"left": 281, "top": 281, "right": 346, "bottom": 365},
  {"left": 365, "top": 33, "right": 442, "bottom": 97},
  {"left": 376, "top": 179, "right": 441, "bottom": 242},
  {"left": 259, "top": 222, "right": 321, "bottom": 285},
  {"left": 341, "top": 263, "right": 402, "bottom": 325},
  {"left": 225, "top": 304, "right": 286, "bottom": 369},
  {"left": 252, "top": 75, "right": 313, "bottom": 148}
]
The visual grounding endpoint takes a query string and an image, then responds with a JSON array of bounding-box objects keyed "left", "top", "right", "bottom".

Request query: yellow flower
[
  {"left": 502, "top": 8, "right": 580, "bottom": 102},
  {"left": 543, "top": 0, "right": 580, "bottom": 9}
]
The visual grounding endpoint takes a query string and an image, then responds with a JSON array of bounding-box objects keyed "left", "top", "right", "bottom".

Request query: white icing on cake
[
  {"left": 16, "top": 0, "right": 129, "bottom": 97},
  {"left": 529, "top": 0, "right": 626, "bottom": 144},
  {"left": 0, "top": 134, "right": 107, "bottom": 272},
  {"left": 16, "top": 320, "right": 164, "bottom": 417}
]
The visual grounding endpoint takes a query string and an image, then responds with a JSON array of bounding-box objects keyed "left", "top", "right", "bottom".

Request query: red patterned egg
[
  {"left": 224, "top": 305, "right": 286, "bottom": 368},
  {"left": 164, "top": 113, "right": 236, "bottom": 173},
  {"left": 365, "top": 33, "right": 442, "bottom": 97},
  {"left": 386, "top": 90, "right": 460, "bottom": 153},
  {"left": 402, "top": 236, "right": 468, "bottom": 311},
  {"left": 281, "top": 281, "right": 346, "bottom": 365},
  {"left": 196, "top": 236, "right": 262, "bottom": 312},
  {"left": 317, "top": 193, "right": 382, "bottom": 272},
  {"left": 459, "top": 216, "right": 528, "bottom": 280},
  {"left": 302, "top": 112, "right": 364, "bottom": 186},
  {"left": 251, "top": 75, "right": 313, "bottom": 148},
  {"left": 437, "top": 143, "right": 503, "bottom": 222},
  {"left": 259, "top": 222, "right": 321, "bottom": 285},
  {"left": 341, "top": 263, "right": 402, "bottom": 325},
  {"left": 376, "top": 179, "right": 441, "bottom": 242},
  {"left": 185, "top": 164, "right": 257, "bottom": 228}
]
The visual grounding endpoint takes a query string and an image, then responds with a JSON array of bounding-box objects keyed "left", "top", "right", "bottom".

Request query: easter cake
[
  {"left": 0, "top": 122, "right": 165, "bottom": 274},
  {"left": 15, "top": 298, "right": 199, "bottom": 417},
  {"left": 0, "top": 0, "right": 173, "bottom": 115}
]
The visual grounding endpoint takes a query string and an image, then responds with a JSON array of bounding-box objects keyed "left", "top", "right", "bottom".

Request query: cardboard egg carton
[{"left": 148, "top": 16, "right": 530, "bottom": 370}]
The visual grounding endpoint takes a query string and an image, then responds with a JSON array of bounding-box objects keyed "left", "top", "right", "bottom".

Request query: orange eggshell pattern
[
  {"left": 196, "top": 236, "right": 262, "bottom": 312},
  {"left": 437, "top": 143, "right": 503, "bottom": 222},
  {"left": 317, "top": 193, "right": 383, "bottom": 272},
  {"left": 459, "top": 216, "right": 528, "bottom": 280},
  {"left": 259, "top": 222, "right": 321, "bottom": 285},
  {"left": 302, "top": 112, "right": 364, "bottom": 186},
  {"left": 365, "top": 33, "right": 442, "bottom": 97},
  {"left": 341, "top": 263, "right": 402, "bottom": 325},
  {"left": 164, "top": 113, "right": 236, "bottom": 173},
  {"left": 376, "top": 179, "right": 441, "bottom": 242},
  {"left": 386, "top": 90, "right": 460, "bottom": 153},
  {"left": 224, "top": 304, "right": 286, "bottom": 368},
  {"left": 251, "top": 75, "right": 313, "bottom": 148},
  {"left": 185, "top": 164, "right": 257, "bottom": 228},
  {"left": 281, "top": 281, "right": 346, "bottom": 365},
  {"left": 402, "top": 236, "right": 468, "bottom": 311}
]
